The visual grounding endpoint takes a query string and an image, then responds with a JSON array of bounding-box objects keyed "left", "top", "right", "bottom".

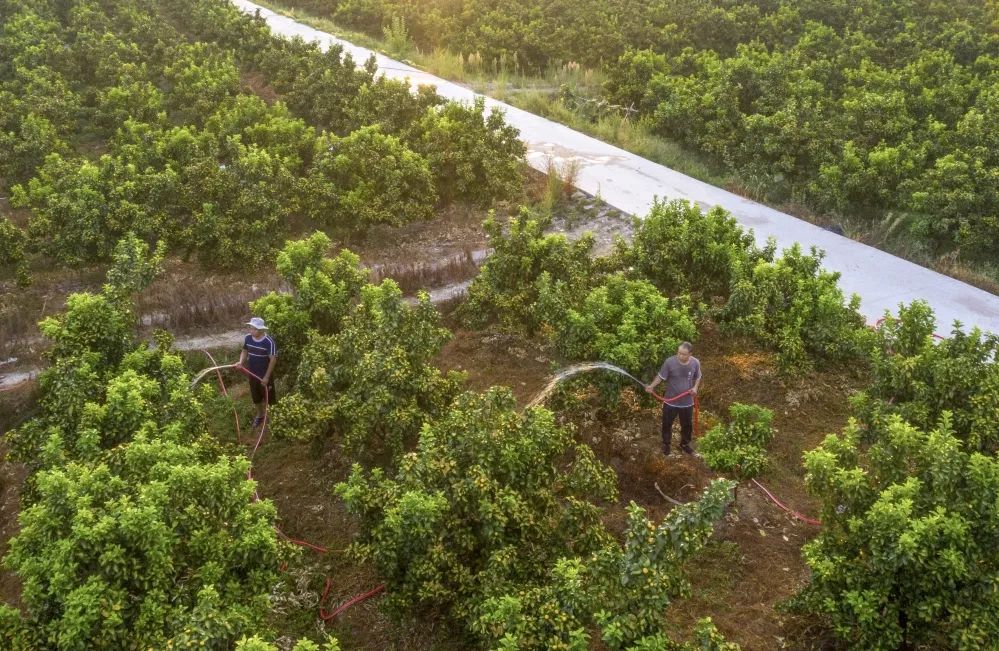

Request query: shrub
[
  {"left": 619, "top": 198, "right": 770, "bottom": 302},
  {"left": 1, "top": 251, "right": 280, "bottom": 650},
  {"left": 853, "top": 300, "right": 999, "bottom": 452},
  {"left": 410, "top": 96, "right": 524, "bottom": 206},
  {"left": 698, "top": 403, "right": 774, "bottom": 478},
  {"left": 546, "top": 272, "right": 696, "bottom": 380},
  {"left": 273, "top": 280, "right": 462, "bottom": 463},
  {"left": 250, "top": 232, "right": 369, "bottom": 378},
  {"left": 796, "top": 415, "right": 999, "bottom": 650},
  {"left": 0, "top": 216, "right": 29, "bottom": 284},
  {"left": 301, "top": 126, "right": 436, "bottom": 229},
  {"left": 337, "top": 388, "right": 618, "bottom": 634},
  {"left": 1, "top": 436, "right": 280, "bottom": 650},
  {"left": 236, "top": 636, "right": 341, "bottom": 651},
  {"left": 719, "top": 243, "right": 869, "bottom": 370},
  {"left": 463, "top": 208, "right": 594, "bottom": 333},
  {"left": 338, "top": 386, "right": 736, "bottom": 649}
]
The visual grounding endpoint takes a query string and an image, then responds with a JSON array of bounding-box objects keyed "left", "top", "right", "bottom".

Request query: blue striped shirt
[{"left": 243, "top": 334, "right": 277, "bottom": 378}]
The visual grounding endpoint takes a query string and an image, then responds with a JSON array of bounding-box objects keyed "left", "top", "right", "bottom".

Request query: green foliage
[
  {"left": 853, "top": 300, "right": 999, "bottom": 452},
  {"left": 338, "top": 385, "right": 736, "bottom": 649},
  {"left": 13, "top": 154, "right": 118, "bottom": 264},
  {"left": 591, "top": 480, "right": 735, "bottom": 649},
  {"left": 382, "top": 15, "right": 412, "bottom": 59},
  {"left": 468, "top": 480, "right": 737, "bottom": 650},
  {"left": 698, "top": 403, "right": 774, "bottom": 478},
  {"left": 547, "top": 273, "right": 696, "bottom": 379},
  {"left": 162, "top": 42, "right": 241, "bottom": 125},
  {"left": 189, "top": 141, "right": 296, "bottom": 267},
  {"left": 2, "top": 246, "right": 280, "bottom": 650},
  {"left": 619, "top": 199, "right": 770, "bottom": 302},
  {"left": 104, "top": 232, "right": 166, "bottom": 298},
  {"left": 302, "top": 126, "right": 436, "bottom": 229},
  {"left": 337, "top": 388, "right": 617, "bottom": 633},
  {"left": 236, "top": 634, "right": 341, "bottom": 650},
  {"left": 4, "top": 436, "right": 280, "bottom": 650},
  {"left": 798, "top": 415, "right": 999, "bottom": 650},
  {"left": 39, "top": 291, "right": 134, "bottom": 372},
  {"left": 719, "top": 244, "right": 869, "bottom": 370},
  {"left": 463, "top": 208, "right": 594, "bottom": 333},
  {"left": 250, "top": 232, "right": 369, "bottom": 378},
  {"left": 0, "top": 216, "right": 28, "bottom": 284},
  {"left": 2, "top": 0, "right": 524, "bottom": 277},
  {"left": 0, "top": 112, "right": 70, "bottom": 183},
  {"left": 275, "top": 280, "right": 462, "bottom": 463},
  {"left": 283, "top": 0, "right": 999, "bottom": 263},
  {"left": 411, "top": 97, "right": 525, "bottom": 206},
  {"left": 257, "top": 236, "right": 459, "bottom": 463}
]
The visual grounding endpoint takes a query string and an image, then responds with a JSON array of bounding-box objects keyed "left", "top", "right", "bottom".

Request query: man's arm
[
  {"left": 691, "top": 362, "right": 702, "bottom": 395},
  {"left": 646, "top": 364, "right": 668, "bottom": 392},
  {"left": 236, "top": 346, "right": 247, "bottom": 368},
  {"left": 263, "top": 354, "right": 276, "bottom": 383}
]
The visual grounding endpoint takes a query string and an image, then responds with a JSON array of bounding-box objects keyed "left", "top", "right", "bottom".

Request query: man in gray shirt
[{"left": 646, "top": 342, "right": 702, "bottom": 456}]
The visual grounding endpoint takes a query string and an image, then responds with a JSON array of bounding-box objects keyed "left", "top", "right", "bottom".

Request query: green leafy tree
[
  {"left": 698, "top": 403, "right": 774, "bottom": 478},
  {"left": 94, "top": 77, "right": 165, "bottom": 134},
  {"left": 38, "top": 291, "right": 134, "bottom": 373},
  {"left": 14, "top": 154, "right": 116, "bottom": 264},
  {"left": 189, "top": 142, "right": 296, "bottom": 267},
  {"left": 720, "top": 244, "right": 869, "bottom": 370},
  {"left": 1, "top": 435, "right": 280, "bottom": 650},
  {"left": 620, "top": 199, "right": 771, "bottom": 302},
  {"left": 104, "top": 232, "right": 166, "bottom": 299},
  {"left": 853, "top": 300, "right": 999, "bottom": 452},
  {"left": 272, "top": 280, "right": 462, "bottom": 463},
  {"left": 301, "top": 126, "right": 436, "bottom": 229},
  {"left": 589, "top": 481, "right": 736, "bottom": 649},
  {"left": 797, "top": 415, "right": 999, "bottom": 650},
  {"left": 0, "top": 216, "right": 29, "bottom": 285},
  {"left": 546, "top": 273, "right": 696, "bottom": 380},
  {"left": 410, "top": 97, "right": 524, "bottom": 206},
  {"left": 250, "top": 232, "right": 369, "bottom": 379},
  {"left": 0, "top": 112, "right": 70, "bottom": 183},
  {"left": 463, "top": 209, "right": 594, "bottom": 333},
  {"left": 337, "top": 388, "right": 618, "bottom": 632},
  {"left": 162, "top": 42, "right": 241, "bottom": 125}
]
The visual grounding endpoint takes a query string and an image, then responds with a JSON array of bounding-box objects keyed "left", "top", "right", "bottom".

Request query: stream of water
[{"left": 525, "top": 361, "right": 646, "bottom": 409}]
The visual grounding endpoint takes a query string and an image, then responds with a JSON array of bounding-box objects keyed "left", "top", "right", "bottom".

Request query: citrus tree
[
  {"left": 336, "top": 388, "right": 618, "bottom": 638},
  {"left": 463, "top": 208, "right": 594, "bottom": 333},
  {"left": 853, "top": 300, "right": 999, "bottom": 453},
  {"left": 719, "top": 243, "right": 869, "bottom": 370},
  {"left": 618, "top": 199, "right": 770, "bottom": 302},
  {"left": 338, "top": 387, "right": 737, "bottom": 649},
  {"left": 1, "top": 236, "right": 282, "bottom": 649},
  {"left": 545, "top": 273, "right": 696, "bottom": 380},
  {"left": 797, "top": 415, "right": 999, "bottom": 650}
]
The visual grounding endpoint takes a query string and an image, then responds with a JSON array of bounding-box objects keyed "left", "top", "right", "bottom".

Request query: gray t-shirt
[{"left": 657, "top": 355, "right": 701, "bottom": 407}]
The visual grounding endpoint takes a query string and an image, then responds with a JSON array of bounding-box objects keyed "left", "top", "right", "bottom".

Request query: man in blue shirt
[
  {"left": 237, "top": 317, "right": 277, "bottom": 427},
  {"left": 646, "top": 342, "right": 702, "bottom": 456}
]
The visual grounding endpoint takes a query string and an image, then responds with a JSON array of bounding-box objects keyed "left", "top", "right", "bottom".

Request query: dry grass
[
  {"left": 136, "top": 262, "right": 283, "bottom": 333},
  {"left": 537, "top": 155, "right": 581, "bottom": 216},
  {"left": 369, "top": 248, "right": 484, "bottom": 295}
]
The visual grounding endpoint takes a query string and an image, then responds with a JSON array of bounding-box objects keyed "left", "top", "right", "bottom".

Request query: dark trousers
[
  {"left": 662, "top": 405, "right": 693, "bottom": 452},
  {"left": 248, "top": 375, "right": 276, "bottom": 405}
]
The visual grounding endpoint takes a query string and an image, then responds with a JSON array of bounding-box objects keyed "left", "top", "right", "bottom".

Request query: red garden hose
[
  {"left": 193, "top": 358, "right": 385, "bottom": 620},
  {"left": 750, "top": 478, "right": 822, "bottom": 526}
]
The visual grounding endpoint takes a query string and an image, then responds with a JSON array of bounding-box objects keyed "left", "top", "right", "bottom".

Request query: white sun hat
[{"left": 246, "top": 317, "right": 268, "bottom": 330}]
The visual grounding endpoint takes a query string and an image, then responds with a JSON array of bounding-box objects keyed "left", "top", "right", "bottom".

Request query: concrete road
[{"left": 233, "top": 0, "right": 999, "bottom": 334}]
